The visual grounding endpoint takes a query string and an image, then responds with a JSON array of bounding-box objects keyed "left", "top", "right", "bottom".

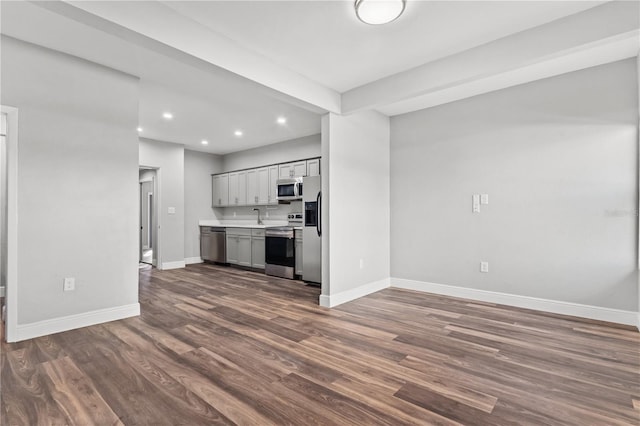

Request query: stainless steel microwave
[{"left": 276, "top": 177, "right": 303, "bottom": 201}]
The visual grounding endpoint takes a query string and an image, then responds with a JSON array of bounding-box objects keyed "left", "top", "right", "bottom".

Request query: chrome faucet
[{"left": 253, "top": 208, "right": 263, "bottom": 225}]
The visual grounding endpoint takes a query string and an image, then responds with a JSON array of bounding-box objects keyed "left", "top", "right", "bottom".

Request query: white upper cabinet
[
  {"left": 279, "top": 161, "right": 307, "bottom": 178},
  {"left": 257, "top": 167, "right": 270, "bottom": 205},
  {"left": 228, "top": 171, "right": 247, "bottom": 206},
  {"left": 246, "top": 169, "right": 258, "bottom": 205},
  {"left": 212, "top": 174, "right": 229, "bottom": 207},
  {"left": 268, "top": 165, "right": 279, "bottom": 205},
  {"left": 215, "top": 158, "right": 320, "bottom": 208},
  {"left": 306, "top": 158, "right": 320, "bottom": 177},
  {"left": 247, "top": 167, "right": 270, "bottom": 205}
]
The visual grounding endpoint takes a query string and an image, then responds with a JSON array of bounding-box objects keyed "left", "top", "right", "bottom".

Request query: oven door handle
[{"left": 266, "top": 231, "right": 295, "bottom": 238}]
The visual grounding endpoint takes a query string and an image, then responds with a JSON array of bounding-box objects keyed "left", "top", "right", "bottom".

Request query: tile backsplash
[{"left": 218, "top": 200, "right": 301, "bottom": 221}]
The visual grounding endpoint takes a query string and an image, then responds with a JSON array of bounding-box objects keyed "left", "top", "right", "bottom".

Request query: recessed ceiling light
[
  {"left": 137, "top": 127, "right": 143, "bottom": 132},
  {"left": 355, "top": 0, "right": 405, "bottom": 25},
  {"left": 234, "top": 130, "right": 243, "bottom": 137},
  {"left": 162, "top": 112, "right": 173, "bottom": 120},
  {"left": 277, "top": 117, "right": 287, "bottom": 125},
  {"left": 201, "top": 140, "right": 209, "bottom": 145}
]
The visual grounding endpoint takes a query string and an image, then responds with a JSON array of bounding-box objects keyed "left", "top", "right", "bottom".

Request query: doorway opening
[
  {"left": 1, "top": 105, "right": 17, "bottom": 342},
  {"left": 139, "top": 168, "right": 157, "bottom": 267}
]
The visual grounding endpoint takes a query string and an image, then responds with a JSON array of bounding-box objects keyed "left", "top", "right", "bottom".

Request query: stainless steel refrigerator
[{"left": 303, "top": 176, "right": 321, "bottom": 284}]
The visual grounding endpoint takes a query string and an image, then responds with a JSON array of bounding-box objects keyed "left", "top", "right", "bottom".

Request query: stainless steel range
[{"left": 265, "top": 212, "right": 302, "bottom": 279}]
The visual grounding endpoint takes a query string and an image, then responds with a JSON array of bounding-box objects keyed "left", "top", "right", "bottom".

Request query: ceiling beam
[
  {"left": 61, "top": 0, "right": 341, "bottom": 114},
  {"left": 342, "top": 1, "right": 640, "bottom": 116}
]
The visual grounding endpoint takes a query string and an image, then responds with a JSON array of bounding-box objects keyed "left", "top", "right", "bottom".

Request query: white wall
[
  {"left": 184, "top": 149, "right": 223, "bottom": 261},
  {"left": 222, "top": 134, "right": 320, "bottom": 172},
  {"left": 1, "top": 36, "right": 140, "bottom": 338},
  {"left": 321, "top": 111, "right": 390, "bottom": 306},
  {"left": 391, "top": 59, "right": 639, "bottom": 315},
  {"left": 0, "top": 114, "right": 6, "bottom": 295},
  {"left": 139, "top": 138, "right": 185, "bottom": 269}
]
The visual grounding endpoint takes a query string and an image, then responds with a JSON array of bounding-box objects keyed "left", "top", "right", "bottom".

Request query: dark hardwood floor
[{"left": 2, "top": 263, "right": 639, "bottom": 425}]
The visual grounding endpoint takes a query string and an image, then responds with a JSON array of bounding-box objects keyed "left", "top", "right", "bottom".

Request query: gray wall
[
  {"left": 139, "top": 138, "right": 185, "bottom": 268},
  {"left": 184, "top": 149, "right": 223, "bottom": 260},
  {"left": 0, "top": 115, "right": 6, "bottom": 294},
  {"left": 1, "top": 36, "right": 140, "bottom": 324},
  {"left": 391, "top": 59, "right": 639, "bottom": 311},
  {"left": 324, "top": 111, "right": 390, "bottom": 298},
  {"left": 222, "top": 134, "right": 320, "bottom": 172}
]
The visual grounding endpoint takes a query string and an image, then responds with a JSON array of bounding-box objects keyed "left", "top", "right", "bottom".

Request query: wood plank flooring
[{"left": 2, "top": 263, "right": 639, "bottom": 425}]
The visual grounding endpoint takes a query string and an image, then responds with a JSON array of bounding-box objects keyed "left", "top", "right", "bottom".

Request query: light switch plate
[
  {"left": 168, "top": 207, "right": 176, "bottom": 214},
  {"left": 480, "top": 262, "right": 489, "bottom": 273},
  {"left": 481, "top": 194, "right": 489, "bottom": 205},
  {"left": 472, "top": 194, "right": 481, "bottom": 213}
]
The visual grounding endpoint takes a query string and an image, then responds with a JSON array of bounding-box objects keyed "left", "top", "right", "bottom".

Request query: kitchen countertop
[{"left": 199, "top": 219, "right": 288, "bottom": 229}]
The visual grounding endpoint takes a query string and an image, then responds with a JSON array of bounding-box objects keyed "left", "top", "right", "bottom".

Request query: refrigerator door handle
[{"left": 316, "top": 191, "right": 322, "bottom": 237}]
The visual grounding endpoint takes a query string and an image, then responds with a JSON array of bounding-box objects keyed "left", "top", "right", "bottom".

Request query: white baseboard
[
  {"left": 392, "top": 278, "right": 638, "bottom": 328},
  {"left": 185, "top": 257, "right": 203, "bottom": 265},
  {"left": 0, "top": 286, "right": 4, "bottom": 297},
  {"left": 319, "top": 278, "right": 390, "bottom": 308},
  {"left": 161, "top": 260, "right": 186, "bottom": 270},
  {"left": 13, "top": 303, "right": 140, "bottom": 342}
]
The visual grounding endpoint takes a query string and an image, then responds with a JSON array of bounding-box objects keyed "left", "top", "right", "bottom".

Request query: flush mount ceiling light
[
  {"left": 276, "top": 117, "right": 287, "bottom": 125},
  {"left": 162, "top": 112, "right": 173, "bottom": 120},
  {"left": 136, "top": 127, "right": 143, "bottom": 132},
  {"left": 234, "top": 130, "right": 243, "bottom": 137},
  {"left": 355, "top": 0, "right": 406, "bottom": 25},
  {"left": 201, "top": 140, "right": 209, "bottom": 145}
]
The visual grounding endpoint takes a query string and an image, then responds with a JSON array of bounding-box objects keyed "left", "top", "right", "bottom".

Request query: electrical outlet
[
  {"left": 480, "top": 194, "right": 489, "bottom": 205},
  {"left": 480, "top": 262, "right": 489, "bottom": 273},
  {"left": 63, "top": 277, "right": 75, "bottom": 291}
]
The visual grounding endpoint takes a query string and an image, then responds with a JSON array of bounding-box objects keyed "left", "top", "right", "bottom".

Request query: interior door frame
[
  {"left": 2, "top": 105, "right": 19, "bottom": 342},
  {"left": 139, "top": 167, "right": 159, "bottom": 267}
]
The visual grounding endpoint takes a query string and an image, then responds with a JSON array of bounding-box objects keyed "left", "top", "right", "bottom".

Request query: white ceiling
[
  {"left": 161, "top": 0, "right": 607, "bottom": 92},
  {"left": 1, "top": 0, "right": 636, "bottom": 155}
]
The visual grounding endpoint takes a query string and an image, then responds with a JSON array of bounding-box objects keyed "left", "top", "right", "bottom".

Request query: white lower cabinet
[
  {"left": 226, "top": 228, "right": 264, "bottom": 270},
  {"left": 226, "top": 234, "right": 238, "bottom": 264},
  {"left": 295, "top": 229, "right": 303, "bottom": 277},
  {"left": 226, "top": 228, "right": 252, "bottom": 266},
  {"left": 251, "top": 229, "right": 265, "bottom": 269},
  {"left": 237, "top": 235, "right": 252, "bottom": 267}
]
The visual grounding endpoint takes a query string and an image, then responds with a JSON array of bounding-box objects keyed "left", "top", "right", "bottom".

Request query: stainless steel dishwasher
[{"left": 200, "top": 226, "right": 226, "bottom": 263}]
